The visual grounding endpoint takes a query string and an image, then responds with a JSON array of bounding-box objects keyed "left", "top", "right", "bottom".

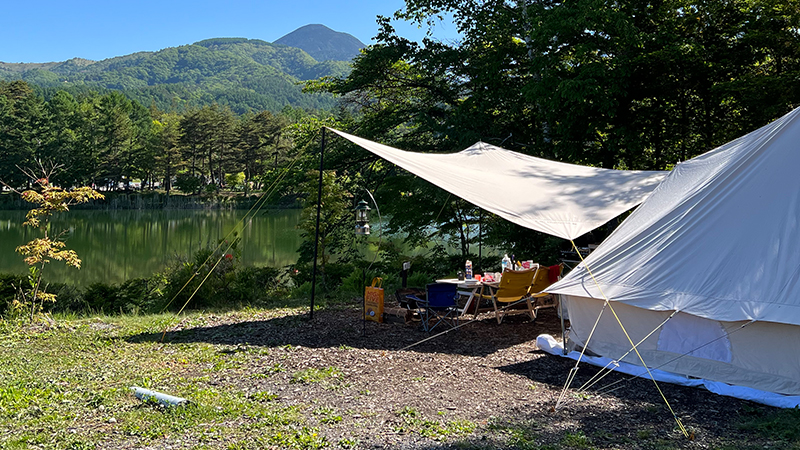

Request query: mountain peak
[{"left": 274, "top": 24, "right": 364, "bottom": 61}]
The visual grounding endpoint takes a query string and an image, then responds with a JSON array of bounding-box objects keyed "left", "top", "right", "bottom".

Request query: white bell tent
[{"left": 546, "top": 107, "right": 800, "bottom": 407}]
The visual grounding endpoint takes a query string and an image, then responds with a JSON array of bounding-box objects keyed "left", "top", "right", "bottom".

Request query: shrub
[
  {"left": 161, "top": 238, "right": 240, "bottom": 309},
  {"left": 174, "top": 174, "right": 202, "bottom": 194},
  {"left": 60, "top": 277, "right": 164, "bottom": 315},
  {"left": 0, "top": 273, "right": 25, "bottom": 316},
  {"left": 227, "top": 266, "right": 290, "bottom": 304},
  {"left": 83, "top": 282, "right": 121, "bottom": 314}
]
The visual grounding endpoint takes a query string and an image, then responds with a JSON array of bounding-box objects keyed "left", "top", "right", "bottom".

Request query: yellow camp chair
[
  {"left": 480, "top": 268, "right": 538, "bottom": 324},
  {"left": 526, "top": 264, "right": 563, "bottom": 320}
]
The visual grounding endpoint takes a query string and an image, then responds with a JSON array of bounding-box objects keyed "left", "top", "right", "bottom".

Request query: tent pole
[
  {"left": 310, "top": 128, "right": 326, "bottom": 321},
  {"left": 479, "top": 210, "right": 483, "bottom": 271},
  {"left": 559, "top": 295, "right": 567, "bottom": 355}
]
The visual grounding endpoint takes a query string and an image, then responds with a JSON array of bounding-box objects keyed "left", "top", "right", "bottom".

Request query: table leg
[
  {"left": 473, "top": 284, "right": 484, "bottom": 319},
  {"left": 459, "top": 285, "right": 481, "bottom": 318}
]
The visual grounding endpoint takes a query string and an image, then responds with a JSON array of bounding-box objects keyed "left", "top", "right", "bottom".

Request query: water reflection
[{"left": 0, "top": 209, "right": 302, "bottom": 286}]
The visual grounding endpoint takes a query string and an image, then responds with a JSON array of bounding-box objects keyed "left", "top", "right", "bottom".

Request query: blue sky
[{"left": 2, "top": 0, "right": 459, "bottom": 63}]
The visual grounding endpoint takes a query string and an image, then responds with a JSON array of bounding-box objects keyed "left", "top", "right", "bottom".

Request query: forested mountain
[
  {"left": 274, "top": 24, "right": 364, "bottom": 62},
  {"left": 0, "top": 34, "right": 355, "bottom": 114}
]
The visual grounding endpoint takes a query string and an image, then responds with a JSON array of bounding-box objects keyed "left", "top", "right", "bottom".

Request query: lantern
[{"left": 354, "top": 200, "right": 371, "bottom": 235}]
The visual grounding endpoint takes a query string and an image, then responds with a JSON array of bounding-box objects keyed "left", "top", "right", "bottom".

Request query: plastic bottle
[
  {"left": 465, "top": 260, "right": 473, "bottom": 279},
  {"left": 501, "top": 254, "right": 511, "bottom": 272}
]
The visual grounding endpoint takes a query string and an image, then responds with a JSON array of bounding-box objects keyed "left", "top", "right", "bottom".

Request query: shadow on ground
[
  {"left": 121, "top": 303, "right": 779, "bottom": 449},
  {"left": 487, "top": 348, "right": 772, "bottom": 449},
  {"left": 125, "top": 304, "right": 564, "bottom": 357}
]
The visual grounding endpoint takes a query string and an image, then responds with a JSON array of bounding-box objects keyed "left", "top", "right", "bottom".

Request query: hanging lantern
[{"left": 354, "top": 200, "right": 371, "bottom": 235}]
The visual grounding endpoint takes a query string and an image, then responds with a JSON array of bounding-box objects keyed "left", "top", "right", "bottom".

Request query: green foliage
[
  {"left": 0, "top": 239, "right": 290, "bottom": 315},
  {"left": 2, "top": 1, "right": 798, "bottom": 310},
  {"left": 9, "top": 172, "right": 103, "bottom": 321},
  {"left": 174, "top": 174, "right": 202, "bottom": 193},
  {"left": 227, "top": 266, "right": 291, "bottom": 304},
  {"left": 0, "top": 80, "right": 325, "bottom": 201},
  {"left": 313, "top": 406, "right": 343, "bottom": 425},
  {"left": 561, "top": 430, "right": 592, "bottom": 448},
  {"left": 83, "top": 278, "right": 162, "bottom": 314},
  {"left": 407, "top": 271, "right": 434, "bottom": 289},
  {"left": 290, "top": 367, "right": 342, "bottom": 384},
  {"left": 0, "top": 273, "right": 24, "bottom": 316},
  {"left": 394, "top": 405, "right": 477, "bottom": 441},
  {"left": 2, "top": 39, "right": 346, "bottom": 114},
  {"left": 161, "top": 239, "right": 240, "bottom": 309},
  {"left": 225, "top": 172, "right": 245, "bottom": 190},
  {"left": 339, "top": 267, "right": 376, "bottom": 296},
  {"left": 306, "top": 0, "right": 800, "bottom": 268},
  {"left": 739, "top": 406, "right": 800, "bottom": 442},
  {"left": 262, "top": 426, "right": 328, "bottom": 449}
]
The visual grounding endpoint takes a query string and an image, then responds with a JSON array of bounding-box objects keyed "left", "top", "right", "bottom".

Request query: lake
[{"left": 0, "top": 209, "right": 303, "bottom": 286}]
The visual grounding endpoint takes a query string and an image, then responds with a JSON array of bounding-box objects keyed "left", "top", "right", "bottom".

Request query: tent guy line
[
  {"left": 328, "top": 127, "right": 688, "bottom": 432},
  {"left": 549, "top": 106, "right": 800, "bottom": 406},
  {"left": 553, "top": 240, "right": 688, "bottom": 438}
]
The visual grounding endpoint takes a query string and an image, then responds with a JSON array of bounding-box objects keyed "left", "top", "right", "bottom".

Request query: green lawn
[
  {"left": 0, "top": 310, "right": 333, "bottom": 450},
  {"left": 2, "top": 308, "right": 800, "bottom": 450}
]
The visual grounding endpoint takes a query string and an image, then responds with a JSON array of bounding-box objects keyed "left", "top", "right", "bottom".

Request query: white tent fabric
[
  {"left": 328, "top": 128, "right": 667, "bottom": 240},
  {"left": 536, "top": 334, "right": 800, "bottom": 408},
  {"left": 547, "top": 107, "right": 800, "bottom": 327},
  {"left": 544, "top": 107, "right": 800, "bottom": 398}
]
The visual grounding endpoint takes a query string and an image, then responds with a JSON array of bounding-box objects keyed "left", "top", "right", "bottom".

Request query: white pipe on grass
[{"left": 130, "top": 386, "right": 188, "bottom": 407}]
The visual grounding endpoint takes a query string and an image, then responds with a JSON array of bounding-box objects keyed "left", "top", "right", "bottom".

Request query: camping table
[{"left": 435, "top": 278, "right": 499, "bottom": 318}]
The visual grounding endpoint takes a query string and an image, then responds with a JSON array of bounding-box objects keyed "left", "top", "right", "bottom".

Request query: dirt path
[{"left": 150, "top": 304, "right": 768, "bottom": 449}]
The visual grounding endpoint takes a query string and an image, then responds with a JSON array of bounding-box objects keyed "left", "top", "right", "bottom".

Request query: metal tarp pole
[{"left": 310, "top": 128, "right": 326, "bottom": 320}]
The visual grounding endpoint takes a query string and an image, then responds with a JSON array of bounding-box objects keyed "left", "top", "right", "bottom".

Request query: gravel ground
[{"left": 151, "top": 301, "right": 772, "bottom": 449}]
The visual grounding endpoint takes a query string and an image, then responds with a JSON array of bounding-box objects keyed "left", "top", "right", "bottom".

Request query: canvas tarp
[
  {"left": 547, "top": 107, "right": 800, "bottom": 327},
  {"left": 328, "top": 128, "right": 667, "bottom": 240}
]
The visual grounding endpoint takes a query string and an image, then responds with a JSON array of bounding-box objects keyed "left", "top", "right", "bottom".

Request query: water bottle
[
  {"left": 465, "top": 260, "right": 473, "bottom": 279},
  {"left": 501, "top": 254, "right": 511, "bottom": 272}
]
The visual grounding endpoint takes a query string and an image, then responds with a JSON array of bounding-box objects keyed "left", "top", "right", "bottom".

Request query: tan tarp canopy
[{"left": 329, "top": 128, "right": 667, "bottom": 240}]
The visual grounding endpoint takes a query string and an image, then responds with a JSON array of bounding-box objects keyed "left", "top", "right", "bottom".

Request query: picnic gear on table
[{"left": 501, "top": 254, "right": 511, "bottom": 272}]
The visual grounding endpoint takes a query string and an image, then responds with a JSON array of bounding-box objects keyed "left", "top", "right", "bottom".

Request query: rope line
[
  {"left": 555, "top": 240, "right": 689, "bottom": 438},
  {"left": 576, "top": 310, "right": 678, "bottom": 394},
  {"left": 398, "top": 295, "right": 542, "bottom": 351},
  {"left": 158, "top": 139, "right": 310, "bottom": 341},
  {"left": 555, "top": 293, "right": 608, "bottom": 409},
  {"left": 159, "top": 155, "right": 298, "bottom": 313},
  {"left": 430, "top": 193, "right": 452, "bottom": 252},
  {"left": 594, "top": 320, "right": 755, "bottom": 397},
  {"left": 399, "top": 316, "right": 479, "bottom": 351}
]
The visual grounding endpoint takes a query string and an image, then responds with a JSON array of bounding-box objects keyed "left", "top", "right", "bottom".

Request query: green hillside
[{"left": 0, "top": 38, "right": 352, "bottom": 113}]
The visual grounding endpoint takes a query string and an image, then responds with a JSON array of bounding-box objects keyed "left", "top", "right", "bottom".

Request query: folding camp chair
[
  {"left": 479, "top": 268, "right": 538, "bottom": 324},
  {"left": 526, "top": 264, "right": 563, "bottom": 321},
  {"left": 395, "top": 287, "right": 426, "bottom": 324},
  {"left": 407, "top": 283, "right": 460, "bottom": 332}
]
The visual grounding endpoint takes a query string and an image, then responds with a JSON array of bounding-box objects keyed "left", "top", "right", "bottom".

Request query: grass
[
  {"left": 291, "top": 367, "right": 342, "bottom": 384},
  {"left": 1, "top": 307, "right": 798, "bottom": 449},
  {"left": 0, "top": 310, "right": 340, "bottom": 450},
  {"left": 394, "top": 406, "right": 477, "bottom": 441},
  {"left": 739, "top": 405, "right": 800, "bottom": 443}
]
